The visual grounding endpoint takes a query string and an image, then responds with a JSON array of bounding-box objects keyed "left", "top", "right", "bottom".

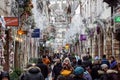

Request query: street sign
[
  {"left": 80, "top": 34, "right": 86, "bottom": 41},
  {"left": 114, "top": 16, "right": 120, "bottom": 23},
  {"left": 31, "top": 29, "right": 40, "bottom": 38}
]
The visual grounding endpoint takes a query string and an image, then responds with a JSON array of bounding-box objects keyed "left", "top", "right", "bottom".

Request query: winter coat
[
  {"left": 0, "top": 71, "right": 10, "bottom": 80},
  {"left": 110, "top": 60, "right": 117, "bottom": 69},
  {"left": 23, "top": 66, "right": 44, "bottom": 80},
  {"left": 101, "top": 58, "right": 110, "bottom": 67},
  {"left": 73, "top": 76, "right": 86, "bottom": 80},
  {"left": 84, "top": 71, "right": 92, "bottom": 80},
  {"left": 82, "top": 56, "right": 92, "bottom": 69},
  {"left": 42, "top": 58, "right": 50, "bottom": 66},
  {"left": 98, "top": 69, "right": 119, "bottom": 80},
  {"left": 36, "top": 62, "right": 49, "bottom": 78},
  {"left": 71, "top": 62, "right": 77, "bottom": 69},
  {"left": 52, "top": 63, "right": 63, "bottom": 80},
  {"left": 91, "top": 64, "right": 101, "bottom": 80}
]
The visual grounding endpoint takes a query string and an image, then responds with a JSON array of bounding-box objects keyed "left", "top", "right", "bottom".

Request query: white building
[{"left": 63, "top": 0, "right": 117, "bottom": 58}]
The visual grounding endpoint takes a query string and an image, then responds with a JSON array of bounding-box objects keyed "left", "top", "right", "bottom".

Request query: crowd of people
[
  {"left": 1, "top": 53, "right": 120, "bottom": 80},
  {"left": 52, "top": 54, "right": 120, "bottom": 80}
]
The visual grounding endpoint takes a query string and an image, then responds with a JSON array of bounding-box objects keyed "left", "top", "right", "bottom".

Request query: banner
[
  {"left": 4, "top": 17, "right": 19, "bottom": 26},
  {"left": 80, "top": 34, "right": 86, "bottom": 41}
]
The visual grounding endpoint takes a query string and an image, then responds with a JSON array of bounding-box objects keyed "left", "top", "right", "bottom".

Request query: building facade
[{"left": 66, "top": 0, "right": 120, "bottom": 60}]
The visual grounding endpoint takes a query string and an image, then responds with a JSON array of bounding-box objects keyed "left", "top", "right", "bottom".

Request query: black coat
[
  {"left": 91, "top": 64, "right": 101, "bottom": 79},
  {"left": 0, "top": 71, "right": 10, "bottom": 80},
  {"left": 36, "top": 62, "right": 49, "bottom": 78},
  {"left": 73, "top": 76, "right": 86, "bottom": 80},
  {"left": 23, "top": 67, "right": 44, "bottom": 80},
  {"left": 52, "top": 63, "right": 62, "bottom": 80},
  {"left": 99, "top": 71, "right": 118, "bottom": 80},
  {"left": 101, "top": 58, "right": 110, "bottom": 67}
]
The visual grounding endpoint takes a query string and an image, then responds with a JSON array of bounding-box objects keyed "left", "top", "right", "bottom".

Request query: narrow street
[{"left": 0, "top": 0, "right": 120, "bottom": 80}]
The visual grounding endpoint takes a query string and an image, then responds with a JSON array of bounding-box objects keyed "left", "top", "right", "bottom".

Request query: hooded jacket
[
  {"left": 24, "top": 66, "right": 44, "bottom": 80},
  {"left": 36, "top": 59, "right": 49, "bottom": 78},
  {"left": 52, "top": 62, "right": 62, "bottom": 80},
  {"left": 98, "top": 69, "right": 118, "bottom": 80},
  {"left": 0, "top": 71, "right": 10, "bottom": 80}
]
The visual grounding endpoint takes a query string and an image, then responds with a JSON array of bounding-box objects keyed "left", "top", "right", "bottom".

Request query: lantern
[{"left": 17, "top": 28, "right": 27, "bottom": 35}]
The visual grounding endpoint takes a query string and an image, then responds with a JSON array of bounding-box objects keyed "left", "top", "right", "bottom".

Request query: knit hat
[
  {"left": 101, "top": 64, "right": 108, "bottom": 69},
  {"left": 74, "top": 67, "right": 84, "bottom": 75}
]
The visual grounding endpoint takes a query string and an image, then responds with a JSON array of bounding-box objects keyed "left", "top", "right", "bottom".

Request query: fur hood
[
  {"left": 98, "top": 69, "right": 118, "bottom": 75},
  {"left": 106, "top": 69, "right": 118, "bottom": 74}
]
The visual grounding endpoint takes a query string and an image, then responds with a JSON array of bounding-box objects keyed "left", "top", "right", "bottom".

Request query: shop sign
[
  {"left": 80, "top": 34, "right": 86, "bottom": 41},
  {"left": 0, "top": 17, "right": 19, "bottom": 27},
  {"left": 4, "top": 17, "right": 19, "bottom": 26},
  {"left": 114, "top": 16, "right": 120, "bottom": 23},
  {"left": 31, "top": 29, "right": 40, "bottom": 38}
]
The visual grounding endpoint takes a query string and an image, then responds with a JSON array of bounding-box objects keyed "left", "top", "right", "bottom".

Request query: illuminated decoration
[
  {"left": 65, "top": 44, "right": 70, "bottom": 50},
  {"left": 15, "top": 37, "right": 23, "bottom": 42},
  {"left": 17, "top": 28, "right": 27, "bottom": 35}
]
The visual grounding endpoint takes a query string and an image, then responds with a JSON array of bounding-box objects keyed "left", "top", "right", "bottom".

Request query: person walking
[
  {"left": 98, "top": 63, "right": 119, "bottom": 80},
  {"left": 109, "top": 56, "right": 117, "bottom": 69},
  {"left": 19, "top": 63, "right": 44, "bottom": 80},
  {"left": 60, "top": 58, "right": 73, "bottom": 77},
  {"left": 71, "top": 57, "right": 77, "bottom": 69},
  {"left": 91, "top": 58, "right": 101, "bottom": 80},
  {"left": 73, "top": 66, "right": 86, "bottom": 80},
  {"left": 101, "top": 55, "right": 110, "bottom": 67},
  {"left": 42, "top": 55, "right": 51, "bottom": 66},
  {"left": 84, "top": 66, "right": 92, "bottom": 80},
  {"left": 36, "top": 58, "right": 49, "bottom": 79},
  {"left": 52, "top": 59, "right": 62, "bottom": 80}
]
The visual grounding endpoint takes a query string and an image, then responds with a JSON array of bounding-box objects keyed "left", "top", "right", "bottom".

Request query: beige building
[
  {"left": 0, "top": 0, "right": 14, "bottom": 71},
  {"left": 79, "top": 0, "right": 120, "bottom": 59},
  {"left": 65, "top": 0, "right": 120, "bottom": 59}
]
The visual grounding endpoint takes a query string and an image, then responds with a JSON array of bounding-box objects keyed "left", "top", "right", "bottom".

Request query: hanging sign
[
  {"left": 80, "top": 34, "right": 86, "bottom": 41},
  {"left": 4, "top": 17, "right": 19, "bottom": 26},
  {"left": 31, "top": 29, "right": 40, "bottom": 38},
  {"left": 114, "top": 16, "right": 120, "bottom": 23},
  {"left": 0, "top": 17, "right": 19, "bottom": 26}
]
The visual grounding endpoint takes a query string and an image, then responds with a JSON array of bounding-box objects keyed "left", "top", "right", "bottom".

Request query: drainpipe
[
  {"left": 98, "top": 33, "right": 101, "bottom": 59},
  {"left": 90, "top": 37, "right": 92, "bottom": 56},
  {"left": 111, "top": 6, "right": 114, "bottom": 56}
]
